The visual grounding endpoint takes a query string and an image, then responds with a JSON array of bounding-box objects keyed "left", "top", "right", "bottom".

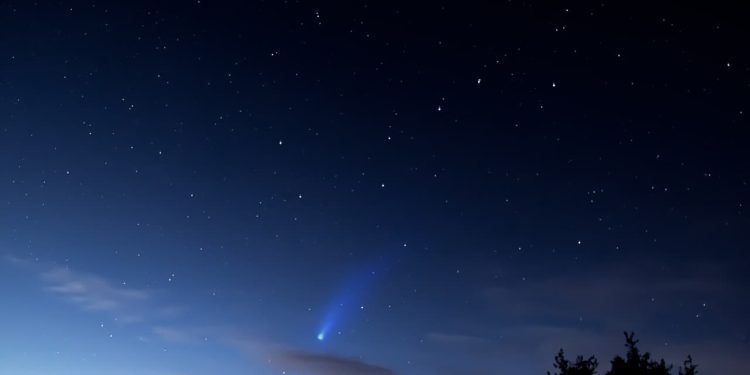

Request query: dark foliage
[
  {"left": 549, "top": 332, "right": 697, "bottom": 375},
  {"left": 678, "top": 356, "right": 698, "bottom": 375},
  {"left": 548, "top": 349, "right": 599, "bottom": 375}
]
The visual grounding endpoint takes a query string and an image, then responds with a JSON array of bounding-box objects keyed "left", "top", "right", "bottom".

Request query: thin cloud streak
[
  {"left": 274, "top": 350, "right": 397, "bottom": 375},
  {"left": 5, "top": 255, "right": 158, "bottom": 323},
  {"left": 42, "top": 267, "right": 150, "bottom": 312}
]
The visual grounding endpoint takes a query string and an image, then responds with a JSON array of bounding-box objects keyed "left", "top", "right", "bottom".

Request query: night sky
[{"left": 1, "top": 1, "right": 749, "bottom": 374}]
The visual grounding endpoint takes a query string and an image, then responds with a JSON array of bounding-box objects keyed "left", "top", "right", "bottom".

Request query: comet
[{"left": 315, "top": 260, "right": 387, "bottom": 342}]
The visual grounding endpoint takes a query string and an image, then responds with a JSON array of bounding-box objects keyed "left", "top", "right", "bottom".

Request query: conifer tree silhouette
[
  {"left": 678, "top": 356, "right": 697, "bottom": 375},
  {"left": 606, "top": 332, "right": 672, "bottom": 375},
  {"left": 548, "top": 349, "right": 599, "bottom": 375},
  {"left": 549, "top": 332, "right": 697, "bottom": 375}
]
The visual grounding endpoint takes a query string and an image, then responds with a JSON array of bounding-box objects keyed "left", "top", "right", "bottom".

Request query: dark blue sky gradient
[{"left": 1, "top": 1, "right": 749, "bottom": 374}]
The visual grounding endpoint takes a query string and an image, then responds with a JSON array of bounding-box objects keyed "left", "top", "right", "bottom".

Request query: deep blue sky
[{"left": 1, "top": 1, "right": 749, "bottom": 374}]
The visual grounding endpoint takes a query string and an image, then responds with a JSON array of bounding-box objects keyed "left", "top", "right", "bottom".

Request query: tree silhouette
[
  {"left": 548, "top": 349, "right": 599, "bottom": 375},
  {"left": 549, "top": 332, "right": 697, "bottom": 375},
  {"left": 607, "top": 332, "right": 672, "bottom": 375},
  {"left": 678, "top": 356, "right": 698, "bottom": 375}
]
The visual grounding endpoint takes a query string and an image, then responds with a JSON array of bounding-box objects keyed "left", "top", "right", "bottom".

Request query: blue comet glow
[{"left": 316, "top": 260, "right": 388, "bottom": 342}]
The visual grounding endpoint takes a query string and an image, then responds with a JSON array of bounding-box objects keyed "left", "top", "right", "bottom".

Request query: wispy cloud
[
  {"left": 273, "top": 350, "right": 396, "bottom": 375},
  {"left": 224, "top": 334, "right": 397, "bottom": 375},
  {"left": 481, "top": 262, "right": 734, "bottom": 331},
  {"left": 41, "top": 267, "right": 150, "bottom": 313},
  {"left": 5, "top": 255, "right": 155, "bottom": 323}
]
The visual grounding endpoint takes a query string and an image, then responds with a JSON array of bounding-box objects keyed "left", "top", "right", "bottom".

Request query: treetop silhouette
[{"left": 548, "top": 332, "right": 698, "bottom": 375}]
